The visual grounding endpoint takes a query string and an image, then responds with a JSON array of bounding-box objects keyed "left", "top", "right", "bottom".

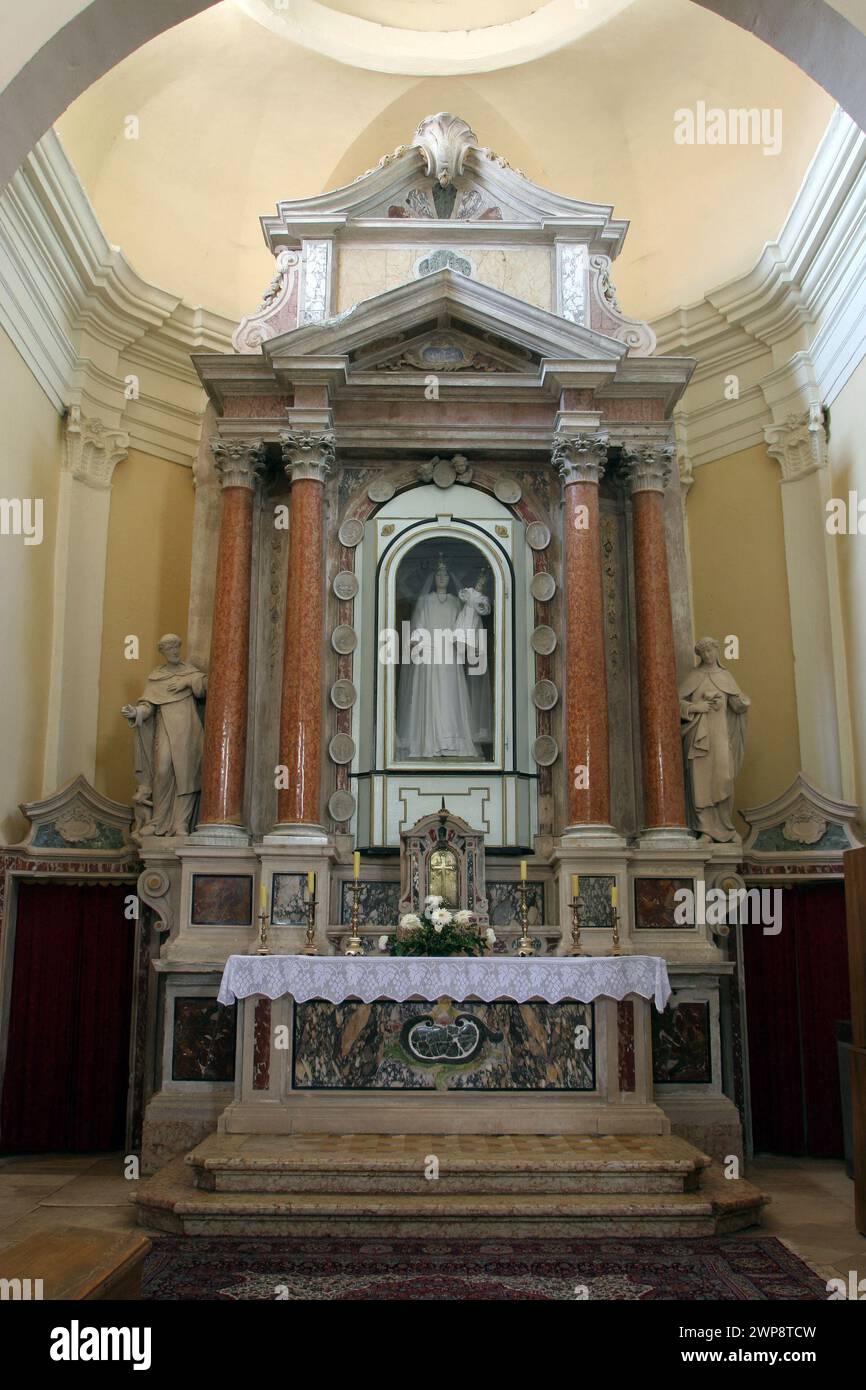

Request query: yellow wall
[
  {"left": 826, "top": 357, "right": 866, "bottom": 812},
  {"left": 686, "top": 443, "right": 800, "bottom": 817},
  {"left": 0, "top": 330, "right": 62, "bottom": 841},
  {"left": 95, "top": 449, "right": 194, "bottom": 805}
]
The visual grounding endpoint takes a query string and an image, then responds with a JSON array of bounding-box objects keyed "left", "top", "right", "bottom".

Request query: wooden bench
[{"left": 0, "top": 1227, "right": 151, "bottom": 1300}]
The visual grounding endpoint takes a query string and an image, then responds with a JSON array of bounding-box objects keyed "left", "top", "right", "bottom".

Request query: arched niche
[{"left": 349, "top": 481, "right": 537, "bottom": 849}]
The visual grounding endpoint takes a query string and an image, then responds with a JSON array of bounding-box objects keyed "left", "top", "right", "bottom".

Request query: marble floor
[{"left": 0, "top": 1150, "right": 862, "bottom": 1287}]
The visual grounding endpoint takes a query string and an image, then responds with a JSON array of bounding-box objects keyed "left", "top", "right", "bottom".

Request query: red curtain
[
  {"left": 744, "top": 882, "right": 850, "bottom": 1157},
  {"left": 0, "top": 881, "right": 135, "bottom": 1153}
]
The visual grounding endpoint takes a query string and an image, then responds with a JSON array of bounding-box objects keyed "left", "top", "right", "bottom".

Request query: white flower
[
  {"left": 425, "top": 894, "right": 443, "bottom": 909},
  {"left": 400, "top": 913, "right": 422, "bottom": 931},
  {"left": 454, "top": 909, "right": 475, "bottom": 927},
  {"left": 485, "top": 928, "right": 497, "bottom": 946},
  {"left": 430, "top": 907, "right": 452, "bottom": 927},
  {"left": 377, "top": 934, "right": 389, "bottom": 952}
]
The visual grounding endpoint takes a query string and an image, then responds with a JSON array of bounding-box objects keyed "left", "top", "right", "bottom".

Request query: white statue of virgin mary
[{"left": 396, "top": 560, "right": 482, "bottom": 759}]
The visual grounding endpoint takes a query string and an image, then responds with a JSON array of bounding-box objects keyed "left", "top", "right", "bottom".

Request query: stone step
[
  {"left": 137, "top": 1151, "right": 765, "bottom": 1239},
  {"left": 187, "top": 1132, "right": 712, "bottom": 1195}
]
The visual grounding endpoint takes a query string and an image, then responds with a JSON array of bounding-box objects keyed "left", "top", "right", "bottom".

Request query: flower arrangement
[{"left": 386, "top": 896, "right": 497, "bottom": 957}]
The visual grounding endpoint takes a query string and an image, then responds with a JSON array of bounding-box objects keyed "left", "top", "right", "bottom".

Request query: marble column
[
  {"left": 272, "top": 430, "right": 335, "bottom": 835},
  {"left": 197, "top": 439, "right": 265, "bottom": 833},
  {"left": 553, "top": 432, "right": 616, "bottom": 837},
  {"left": 623, "top": 444, "right": 689, "bottom": 838}
]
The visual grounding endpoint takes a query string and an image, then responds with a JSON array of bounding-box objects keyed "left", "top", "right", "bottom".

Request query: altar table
[
  {"left": 217, "top": 953, "right": 672, "bottom": 1012},
  {"left": 216, "top": 954, "right": 674, "bottom": 1138}
]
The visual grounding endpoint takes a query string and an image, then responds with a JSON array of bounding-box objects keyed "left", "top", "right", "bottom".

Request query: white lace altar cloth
[{"left": 217, "top": 954, "right": 671, "bottom": 1012}]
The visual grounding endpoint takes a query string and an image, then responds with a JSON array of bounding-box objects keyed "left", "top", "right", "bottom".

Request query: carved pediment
[
  {"left": 741, "top": 773, "right": 864, "bottom": 860},
  {"left": 353, "top": 327, "right": 534, "bottom": 375},
  {"left": 264, "top": 269, "right": 628, "bottom": 368}
]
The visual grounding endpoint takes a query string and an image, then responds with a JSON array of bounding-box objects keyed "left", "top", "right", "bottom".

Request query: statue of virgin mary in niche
[{"left": 395, "top": 558, "right": 490, "bottom": 759}]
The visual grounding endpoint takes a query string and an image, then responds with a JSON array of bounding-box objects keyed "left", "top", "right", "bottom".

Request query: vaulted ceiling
[{"left": 54, "top": 0, "right": 835, "bottom": 324}]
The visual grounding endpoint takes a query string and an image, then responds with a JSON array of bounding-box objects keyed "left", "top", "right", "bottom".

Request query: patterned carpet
[{"left": 142, "top": 1235, "right": 827, "bottom": 1300}]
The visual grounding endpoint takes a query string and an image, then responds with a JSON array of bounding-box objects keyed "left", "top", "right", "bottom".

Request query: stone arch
[{"left": 1, "top": 1, "right": 865, "bottom": 192}]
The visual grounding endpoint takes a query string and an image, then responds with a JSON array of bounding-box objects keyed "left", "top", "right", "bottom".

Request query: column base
[
  {"left": 636, "top": 826, "right": 696, "bottom": 851},
  {"left": 263, "top": 822, "right": 330, "bottom": 847},
  {"left": 560, "top": 823, "right": 627, "bottom": 849},
  {"left": 189, "top": 822, "right": 251, "bottom": 847}
]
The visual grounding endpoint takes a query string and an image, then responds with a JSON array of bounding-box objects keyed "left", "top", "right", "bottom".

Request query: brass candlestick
[
  {"left": 255, "top": 907, "right": 270, "bottom": 956},
  {"left": 344, "top": 880, "right": 364, "bottom": 956},
  {"left": 302, "top": 887, "right": 318, "bottom": 955},
  {"left": 516, "top": 880, "right": 535, "bottom": 957},
  {"left": 568, "top": 895, "right": 585, "bottom": 956},
  {"left": 611, "top": 905, "right": 623, "bottom": 956}
]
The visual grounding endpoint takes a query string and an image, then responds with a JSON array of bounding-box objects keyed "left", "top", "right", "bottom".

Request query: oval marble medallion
[
  {"left": 331, "top": 625, "right": 358, "bottom": 655},
  {"left": 532, "top": 679, "right": 559, "bottom": 711},
  {"left": 338, "top": 518, "right": 364, "bottom": 547},
  {"left": 329, "top": 733, "right": 356, "bottom": 765},
  {"left": 328, "top": 790, "right": 357, "bottom": 823},
  {"left": 530, "top": 624, "right": 557, "bottom": 655},
  {"left": 332, "top": 570, "right": 359, "bottom": 600},
  {"left": 532, "top": 734, "right": 560, "bottom": 766},
  {"left": 330, "top": 679, "right": 357, "bottom": 709},
  {"left": 526, "top": 522, "right": 551, "bottom": 551},
  {"left": 367, "top": 477, "right": 395, "bottom": 503},
  {"left": 529, "top": 571, "right": 556, "bottom": 602},
  {"left": 493, "top": 477, "right": 522, "bottom": 505}
]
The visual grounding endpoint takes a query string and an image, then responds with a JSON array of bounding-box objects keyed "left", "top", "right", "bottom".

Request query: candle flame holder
[
  {"left": 344, "top": 880, "right": 364, "bottom": 956},
  {"left": 255, "top": 907, "right": 270, "bottom": 956},
  {"left": 302, "top": 887, "right": 318, "bottom": 955},
  {"left": 568, "top": 895, "right": 585, "bottom": 956},
  {"left": 611, "top": 905, "right": 623, "bottom": 956},
  {"left": 516, "top": 879, "right": 535, "bottom": 957}
]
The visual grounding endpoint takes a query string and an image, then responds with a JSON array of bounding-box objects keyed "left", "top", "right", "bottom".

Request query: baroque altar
[{"left": 132, "top": 113, "right": 750, "bottom": 1179}]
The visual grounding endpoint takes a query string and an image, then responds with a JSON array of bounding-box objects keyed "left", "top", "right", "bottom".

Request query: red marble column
[
  {"left": 625, "top": 444, "right": 687, "bottom": 831},
  {"left": 198, "top": 439, "right": 265, "bottom": 828},
  {"left": 274, "top": 431, "right": 334, "bottom": 830},
  {"left": 554, "top": 432, "right": 612, "bottom": 828}
]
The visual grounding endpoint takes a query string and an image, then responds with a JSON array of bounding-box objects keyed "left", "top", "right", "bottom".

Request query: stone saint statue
[
  {"left": 396, "top": 560, "right": 484, "bottom": 759},
  {"left": 679, "top": 637, "right": 750, "bottom": 842},
  {"left": 455, "top": 571, "right": 493, "bottom": 747},
  {"left": 122, "top": 635, "right": 207, "bottom": 837}
]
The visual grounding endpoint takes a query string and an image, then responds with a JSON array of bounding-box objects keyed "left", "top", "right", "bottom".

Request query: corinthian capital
[
  {"left": 620, "top": 443, "right": 675, "bottom": 494},
  {"left": 552, "top": 431, "right": 609, "bottom": 486},
  {"left": 63, "top": 408, "right": 129, "bottom": 491},
  {"left": 211, "top": 438, "right": 266, "bottom": 489},
  {"left": 280, "top": 430, "right": 336, "bottom": 483}
]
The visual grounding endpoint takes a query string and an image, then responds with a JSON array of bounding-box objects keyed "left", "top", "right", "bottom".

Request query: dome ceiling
[{"left": 54, "top": 0, "right": 835, "bottom": 324}]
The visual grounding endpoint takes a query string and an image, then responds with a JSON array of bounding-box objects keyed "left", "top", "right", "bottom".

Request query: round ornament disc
[
  {"left": 532, "top": 735, "right": 559, "bottom": 766},
  {"left": 526, "top": 522, "right": 551, "bottom": 551},
  {"left": 329, "top": 733, "right": 356, "bottom": 765},
  {"left": 330, "top": 679, "right": 357, "bottom": 708},
  {"left": 328, "top": 790, "right": 357, "bottom": 823},
  {"left": 332, "top": 570, "right": 359, "bottom": 600},
  {"left": 530, "top": 571, "right": 556, "bottom": 602},
  {"left": 532, "top": 679, "right": 559, "bottom": 710},
  {"left": 530, "top": 624, "right": 557, "bottom": 655},
  {"left": 338, "top": 518, "right": 364, "bottom": 547},
  {"left": 331, "top": 625, "right": 358, "bottom": 654}
]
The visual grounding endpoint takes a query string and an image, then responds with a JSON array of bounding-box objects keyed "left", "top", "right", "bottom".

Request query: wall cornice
[
  {"left": 0, "top": 130, "right": 235, "bottom": 466},
  {"left": 652, "top": 108, "right": 866, "bottom": 471}
]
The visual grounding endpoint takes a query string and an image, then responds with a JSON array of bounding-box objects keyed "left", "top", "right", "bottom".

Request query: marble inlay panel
[
  {"left": 191, "top": 874, "right": 253, "bottom": 926},
  {"left": 293, "top": 999, "right": 595, "bottom": 1091},
  {"left": 652, "top": 1001, "right": 712, "bottom": 1084},
  {"left": 634, "top": 876, "right": 694, "bottom": 930},
  {"left": 271, "top": 873, "right": 308, "bottom": 926},
  {"left": 579, "top": 875, "right": 616, "bottom": 928},
  {"left": 340, "top": 880, "right": 400, "bottom": 926},
  {"left": 487, "top": 880, "right": 544, "bottom": 928},
  {"left": 172, "top": 998, "right": 236, "bottom": 1082}
]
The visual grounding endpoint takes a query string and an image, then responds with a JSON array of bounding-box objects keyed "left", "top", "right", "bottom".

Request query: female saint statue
[{"left": 396, "top": 560, "right": 482, "bottom": 759}]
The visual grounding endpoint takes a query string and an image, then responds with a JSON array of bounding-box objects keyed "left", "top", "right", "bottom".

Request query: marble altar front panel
[{"left": 292, "top": 998, "right": 595, "bottom": 1091}]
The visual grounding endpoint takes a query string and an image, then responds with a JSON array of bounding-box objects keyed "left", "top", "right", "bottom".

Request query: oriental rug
[{"left": 141, "top": 1235, "right": 827, "bottom": 1300}]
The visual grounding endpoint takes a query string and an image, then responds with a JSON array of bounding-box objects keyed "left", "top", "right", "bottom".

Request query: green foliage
[{"left": 391, "top": 919, "right": 484, "bottom": 958}]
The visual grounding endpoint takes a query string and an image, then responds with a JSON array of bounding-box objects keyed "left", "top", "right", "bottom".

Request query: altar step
[
  {"left": 188, "top": 1132, "right": 711, "bottom": 1195},
  {"left": 136, "top": 1135, "right": 766, "bottom": 1238}
]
